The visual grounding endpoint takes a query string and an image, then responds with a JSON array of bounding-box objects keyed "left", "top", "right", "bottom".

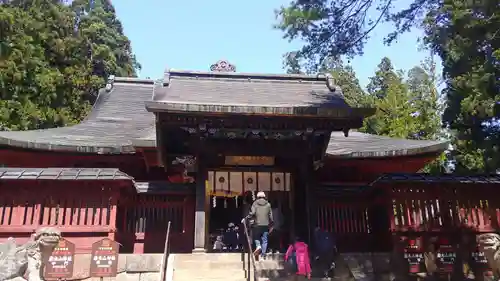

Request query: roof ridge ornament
[
  {"left": 105, "top": 75, "right": 115, "bottom": 92},
  {"left": 163, "top": 68, "right": 171, "bottom": 86},
  {"left": 317, "top": 72, "right": 344, "bottom": 97},
  {"left": 324, "top": 73, "right": 338, "bottom": 92},
  {"left": 210, "top": 60, "right": 236, "bottom": 72}
]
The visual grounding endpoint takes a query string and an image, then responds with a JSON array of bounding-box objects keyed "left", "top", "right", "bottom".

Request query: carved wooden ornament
[{"left": 210, "top": 60, "right": 236, "bottom": 72}]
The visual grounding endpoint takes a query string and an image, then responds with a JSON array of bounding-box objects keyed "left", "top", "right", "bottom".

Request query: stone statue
[
  {"left": 423, "top": 238, "right": 438, "bottom": 276},
  {"left": 477, "top": 233, "right": 500, "bottom": 278},
  {"left": 0, "top": 227, "right": 62, "bottom": 281}
]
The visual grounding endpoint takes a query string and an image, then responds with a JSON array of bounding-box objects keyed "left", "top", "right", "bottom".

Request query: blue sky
[{"left": 113, "top": 0, "right": 437, "bottom": 88}]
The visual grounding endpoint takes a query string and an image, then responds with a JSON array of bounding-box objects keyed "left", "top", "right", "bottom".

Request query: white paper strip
[
  {"left": 207, "top": 171, "right": 215, "bottom": 192},
  {"left": 285, "top": 173, "right": 291, "bottom": 192},
  {"left": 258, "top": 172, "right": 271, "bottom": 192},
  {"left": 229, "top": 172, "right": 244, "bottom": 194}
]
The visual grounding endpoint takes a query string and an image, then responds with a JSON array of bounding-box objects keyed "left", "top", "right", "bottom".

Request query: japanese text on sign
[
  {"left": 44, "top": 239, "right": 75, "bottom": 279},
  {"left": 89, "top": 238, "right": 119, "bottom": 277},
  {"left": 225, "top": 156, "right": 275, "bottom": 166}
]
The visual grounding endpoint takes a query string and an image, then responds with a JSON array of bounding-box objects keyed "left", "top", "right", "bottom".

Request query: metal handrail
[
  {"left": 160, "top": 221, "right": 172, "bottom": 281},
  {"left": 242, "top": 220, "right": 257, "bottom": 281}
]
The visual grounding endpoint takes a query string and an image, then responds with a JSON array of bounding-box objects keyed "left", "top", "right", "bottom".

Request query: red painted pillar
[{"left": 108, "top": 189, "right": 119, "bottom": 241}]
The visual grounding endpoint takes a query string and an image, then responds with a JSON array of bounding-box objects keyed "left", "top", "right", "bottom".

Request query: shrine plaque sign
[
  {"left": 43, "top": 239, "right": 75, "bottom": 279},
  {"left": 89, "top": 238, "right": 119, "bottom": 277},
  {"left": 225, "top": 156, "right": 274, "bottom": 166}
]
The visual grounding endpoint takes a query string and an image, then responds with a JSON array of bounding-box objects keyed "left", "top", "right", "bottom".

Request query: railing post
[
  {"left": 242, "top": 220, "right": 257, "bottom": 281},
  {"left": 160, "top": 221, "right": 172, "bottom": 281}
]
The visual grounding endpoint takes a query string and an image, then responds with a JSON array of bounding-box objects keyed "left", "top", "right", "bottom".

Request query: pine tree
[
  {"left": 71, "top": 0, "right": 141, "bottom": 79},
  {"left": 424, "top": 0, "right": 499, "bottom": 173},
  {"left": 361, "top": 57, "right": 441, "bottom": 142},
  {"left": 0, "top": 0, "right": 140, "bottom": 130}
]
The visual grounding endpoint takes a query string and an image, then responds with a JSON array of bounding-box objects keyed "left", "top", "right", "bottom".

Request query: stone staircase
[
  {"left": 170, "top": 252, "right": 287, "bottom": 281},
  {"left": 169, "top": 252, "right": 392, "bottom": 281}
]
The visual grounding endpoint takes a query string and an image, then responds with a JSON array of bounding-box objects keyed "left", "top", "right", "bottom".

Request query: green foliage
[
  {"left": 283, "top": 53, "right": 442, "bottom": 149},
  {"left": 423, "top": 0, "right": 499, "bottom": 173},
  {"left": 421, "top": 152, "right": 449, "bottom": 174},
  {"left": 0, "top": 0, "right": 140, "bottom": 131},
  {"left": 283, "top": 52, "right": 304, "bottom": 74},
  {"left": 359, "top": 57, "right": 441, "bottom": 143},
  {"left": 275, "top": 0, "right": 441, "bottom": 69},
  {"left": 283, "top": 54, "right": 372, "bottom": 108},
  {"left": 406, "top": 57, "right": 442, "bottom": 141},
  {"left": 71, "top": 0, "right": 141, "bottom": 78},
  {"left": 367, "top": 57, "right": 400, "bottom": 99},
  {"left": 362, "top": 57, "right": 414, "bottom": 138},
  {"left": 319, "top": 58, "right": 373, "bottom": 108},
  {"left": 276, "top": 0, "right": 499, "bottom": 173}
]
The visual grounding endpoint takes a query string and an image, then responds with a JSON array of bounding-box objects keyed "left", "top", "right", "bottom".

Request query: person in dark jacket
[
  {"left": 313, "top": 227, "right": 336, "bottom": 277},
  {"left": 269, "top": 200, "right": 284, "bottom": 253},
  {"left": 224, "top": 222, "right": 239, "bottom": 251},
  {"left": 242, "top": 191, "right": 273, "bottom": 259}
]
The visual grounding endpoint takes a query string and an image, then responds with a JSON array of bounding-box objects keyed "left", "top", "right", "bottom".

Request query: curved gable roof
[
  {"left": 145, "top": 70, "right": 359, "bottom": 116},
  {"left": 0, "top": 75, "right": 448, "bottom": 158},
  {"left": 0, "top": 78, "right": 155, "bottom": 154}
]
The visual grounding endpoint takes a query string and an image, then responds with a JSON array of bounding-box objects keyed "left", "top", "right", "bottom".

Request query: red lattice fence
[
  {"left": 0, "top": 183, "right": 119, "bottom": 252},
  {"left": 118, "top": 193, "right": 194, "bottom": 253}
]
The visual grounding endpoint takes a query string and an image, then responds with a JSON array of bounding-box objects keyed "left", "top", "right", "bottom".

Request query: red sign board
[
  {"left": 43, "top": 239, "right": 75, "bottom": 279},
  {"left": 89, "top": 238, "right": 119, "bottom": 277}
]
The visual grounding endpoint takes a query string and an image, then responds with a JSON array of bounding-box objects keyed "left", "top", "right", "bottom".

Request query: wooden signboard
[
  {"left": 402, "top": 236, "right": 424, "bottom": 273},
  {"left": 225, "top": 156, "right": 274, "bottom": 166},
  {"left": 89, "top": 238, "right": 119, "bottom": 277},
  {"left": 436, "top": 238, "right": 456, "bottom": 274},
  {"left": 43, "top": 239, "right": 75, "bottom": 279}
]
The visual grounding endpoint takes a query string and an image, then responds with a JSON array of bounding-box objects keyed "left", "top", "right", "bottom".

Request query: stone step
[
  {"left": 174, "top": 268, "right": 246, "bottom": 274},
  {"left": 175, "top": 260, "right": 247, "bottom": 269},
  {"left": 172, "top": 267, "right": 287, "bottom": 278},
  {"left": 172, "top": 277, "right": 286, "bottom": 281},
  {"left": 254, "top": 260, "right": 286, "bottom": 269},
  {"left": 174, "top": 253, "right": 245, "bottom": 262},
  {"left": 175, "top": 252, "right": 286, "bottom": 261},
  {"left": 171, "top": 253, "right": 289, "bottom": 281},
  {"left": 173, "top": 261, "right": 244, "bottom": 268},
  {"left": 173, "top": 269, "right": 247, "bottom": 279}
]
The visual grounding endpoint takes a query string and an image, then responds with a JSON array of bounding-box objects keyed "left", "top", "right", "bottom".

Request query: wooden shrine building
[{"left": 0, "top": 60, "right": 497, "bottom": 254}]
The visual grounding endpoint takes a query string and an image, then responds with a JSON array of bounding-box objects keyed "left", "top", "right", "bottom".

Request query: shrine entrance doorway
[{"left": 206, "top": 170, "right": 292, "bottom": 252}]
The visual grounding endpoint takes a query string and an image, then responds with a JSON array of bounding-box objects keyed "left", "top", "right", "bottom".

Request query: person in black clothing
[
  {"left": 313, "top": 227, "right": 336, "bottom": 277},
  {"left": 269, "top": 200, "right": 284, "bottom": 253},
  {"left": 224, "top": 222, "right": 239, "bottom": 251},
  {"left": 240, "top": 192, "right": 253, "bottom": 250}
]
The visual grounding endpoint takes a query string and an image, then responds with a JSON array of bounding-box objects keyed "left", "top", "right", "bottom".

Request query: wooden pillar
[
  {"left": 306, "top": 161, "right": 317, "bottom": 241},
  {"left": 193, "top": 159, "right": 207, "bottom": 252},
  {"left": 292, "top": 156, "right": 313, "bottom": 244}
]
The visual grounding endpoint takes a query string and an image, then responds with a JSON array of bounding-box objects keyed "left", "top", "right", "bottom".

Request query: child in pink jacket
[{"left": 285, "top": 237, "right": 312, "bottom": 280}]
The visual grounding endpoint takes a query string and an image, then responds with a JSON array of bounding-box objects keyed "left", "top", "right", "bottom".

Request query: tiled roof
[
  {"left": 0, "top": 77, "right": 156, "bottom": 154},
  {"left": 145, "top": 70, "right": 373, "bottom": 117},
  {"left": 326, "top": 131, "right": 448, "bottom": 158},
  {"left": 0, "top": 72, "right": 448, "bottom": 158},
  {"left": 0, "top": 168, "right": 132, "bottom": 180},
  {"left": 376, "top": 173, "right": 500, "bottom": 184},
  {"left": 134, "top": 181, "right": 195, "bottom": 193}
]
